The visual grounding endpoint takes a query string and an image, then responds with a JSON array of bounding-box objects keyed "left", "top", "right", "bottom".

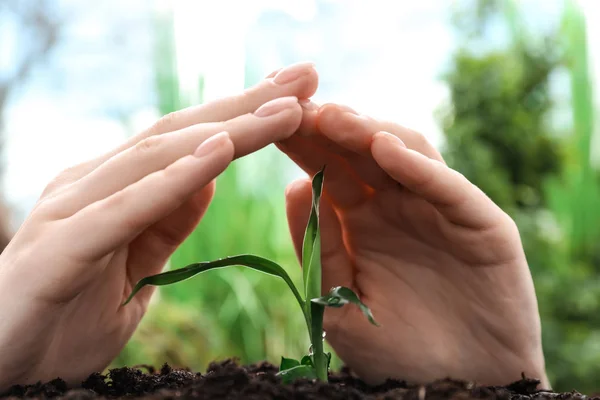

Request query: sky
[{"left": 2, "top": 0, "right": 599, "bottom": 228}]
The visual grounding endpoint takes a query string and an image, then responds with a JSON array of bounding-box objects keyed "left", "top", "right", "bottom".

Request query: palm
[
  {"left": 24, "top": 189, "right": 211, "bottom": 384},
  {"left": 322, "top": 189, "right": 538, "bottom": 385}
]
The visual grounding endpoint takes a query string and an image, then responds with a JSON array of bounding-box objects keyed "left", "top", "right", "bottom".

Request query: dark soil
[{"left": 0, "top": 359, "right": 592, "bottom": 400}]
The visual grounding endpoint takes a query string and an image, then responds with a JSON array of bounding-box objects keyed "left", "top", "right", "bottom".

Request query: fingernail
[
  {"left": 377, "top": 131, "right": 406, "bottom": 148},
  {"left": 273, "top": 61, "right": 315, "bottom": 85},
  {"left": 255, "top": 96, "right": 298, "bottom": 117},
  {"left": 299, "top": 99, "right": 318, "bottom": 111},
  {"left": 194, "top": 131, "right": 229, "bottom": 157}
]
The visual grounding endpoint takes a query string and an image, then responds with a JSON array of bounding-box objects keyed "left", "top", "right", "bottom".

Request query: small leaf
[
  {"left": 302, "top": 168, "right": 325, "bottom": 303},
  {"left": 312, "top": 286, "right": 380, "bottom": 326},
  {"left": 123, "top": 255, "right": 304, "bottom": 310},
  {"left": 280, "top": 357, "right": 300, "bottom": 371},
  {"left": 300, "top": 355, "right": 313, "bottom": 366},
  {"left": 276, "top": 365, "right": 318, "bottom": 383}
]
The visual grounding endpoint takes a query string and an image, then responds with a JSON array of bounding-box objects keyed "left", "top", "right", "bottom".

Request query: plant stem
[{"left": 310, "top": 302, "right": 328, "bottom": 382}]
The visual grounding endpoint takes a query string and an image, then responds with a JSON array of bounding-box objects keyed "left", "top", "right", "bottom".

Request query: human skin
[
  {"left": 0, "top": 62, "right": 318, "bottom": 389},
  {"left": 278, "top": 102, "right": 551, "bottom": 389}
]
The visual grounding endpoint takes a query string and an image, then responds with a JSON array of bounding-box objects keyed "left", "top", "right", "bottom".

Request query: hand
[
  {"left": 0, "top": 62, "right": 318, "bottom": 389},
  {"left": 278, "top": 102, "right": 550, "bottom": 388}
]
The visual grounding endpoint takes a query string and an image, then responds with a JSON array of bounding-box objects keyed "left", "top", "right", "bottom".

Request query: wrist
[{"left": 0, "top": 265, "right": 61, "bottom": 390}]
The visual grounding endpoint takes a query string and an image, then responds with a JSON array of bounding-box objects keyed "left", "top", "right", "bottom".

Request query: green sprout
[{"left": 122, "top": 168, "right": 379, "bottom": 383}]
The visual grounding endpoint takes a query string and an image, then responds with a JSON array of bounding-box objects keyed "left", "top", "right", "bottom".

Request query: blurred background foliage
[
  {"left": 1, "top": 0, "right": 599, "bottom": 394},
  {"left": 440, "top": 0, "right": 599, "bottom": 392}
]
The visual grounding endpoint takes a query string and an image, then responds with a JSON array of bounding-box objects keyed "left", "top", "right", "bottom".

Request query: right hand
[
  {"left": 0, "top": 62, "right": 318, "bottom": 390},
  {"left": 278, "top": 102, "right": 549, "bottom": 388}
]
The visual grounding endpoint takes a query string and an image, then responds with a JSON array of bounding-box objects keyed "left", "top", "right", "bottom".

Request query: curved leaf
[
  {"left": 276, "top": 364, "right": 317, "bottom": 383},
  {"left": 123, "top": 254, "right": 304, "bottom": 310},
  {"left": 279, "top": 357, "right": 300, "bottom": 371},
  {"left": 302, "top": 168, "right": 325, "bottom": 313},
  {"left": 312, "top": 286, "right": 380, "bottom": 326},
  {"left": 300, "top": 355, "right": 313, "bottom": 366}
]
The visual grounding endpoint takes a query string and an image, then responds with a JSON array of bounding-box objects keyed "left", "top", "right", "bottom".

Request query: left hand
[
  {"left": 0, "top": 62, "right": 318, "bottom": 389},
  {"left": 276, "top": 101, "right": 549, "bottom": 388}
]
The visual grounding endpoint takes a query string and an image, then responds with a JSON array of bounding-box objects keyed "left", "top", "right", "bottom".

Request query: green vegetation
[
  {"left": 123, "top": 169, "right": 378, "bottom": 382},
  {"left": 440, "top": 0, "right": 598, "bottom": 393}
]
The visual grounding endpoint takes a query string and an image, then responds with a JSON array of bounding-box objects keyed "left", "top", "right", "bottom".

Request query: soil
[{"left": 0, "top": 359, "right": 593, "bottom": 400}]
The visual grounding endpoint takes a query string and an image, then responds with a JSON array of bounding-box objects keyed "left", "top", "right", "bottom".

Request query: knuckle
[
  {"left": 150, "top": 111, "right": 179, "bottom": 134},
  {"left": 99, "top": 190, "right": 135, "bottom": 226},
  {"left": 415, "top": 170, "right": 436, "bottom": 192},
  {"left": 501, "top": 211, "right": 520, "bottom": 235},
  {"left": 233, "top": 91, "right": 254, "bottom": 112},
  {"left": 30, "top": 195, "right": 66, "bottom": 221},
  {"left": 134, "top": 135, "right": 163, "bottom": 155},
  {"left": 40, "top": 167, "right": 78, "bottom": 198},
  {"left": 40, "top": 178, "right": 63, "bottom": 198},
  {"left": 409, "top": 129, "right": 429, "bottom": 148},
  {"left": 449, "top": 167, "right": 467, "bottom": 182},
  {"left": 31, "top": 197, "right": 55, "bottom": 217},
  {"left": 381, "top": 120, "right": 428, "bottom": 147}
]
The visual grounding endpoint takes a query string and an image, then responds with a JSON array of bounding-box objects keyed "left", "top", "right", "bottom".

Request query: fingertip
[
  {"left": 282, "top": 101, "right": 304, "bottom": 137},
  {"left": 297, "top": 66, "right": 319, "bottom": 99},
  {"left": 251, "top": 98, "right": 303, "bottom": 142},
  {"left": 285, "top": 178, "right": 312, "bottom": 200},
  {"left": 269, "top": 62, "right": 319, "bottom": 99},
  {"left": 370, "top": 131, "right": 414, "bottom": 183},
  {"left": 317, "top": 104, "right": 366, "bottom": 136},
  {"left": 297, "top": 101, "right": 319, "bottom": 137},
  {"left": 317, "top": 104, "right": 346, "bottom": 123},
  {"left": 221, "top": 131, "right": 235, "bottom": 160}
]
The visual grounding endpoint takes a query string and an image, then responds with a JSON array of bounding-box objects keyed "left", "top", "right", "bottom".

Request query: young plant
[{"left": 123, "top": 168, "right": 379, "bottom": 382}]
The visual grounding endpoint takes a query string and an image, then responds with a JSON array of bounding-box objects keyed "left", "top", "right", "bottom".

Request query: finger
[
  {"left": 125, "top": 182, "right": 216, "bottom": 285},
  {"left": 318, "top": 104, "right": 444, "bottom": 162},
  {"left": 277, "top": 136, "right": 370, "bottom": 209},
  {"left": 311, "top": 104, "right": 445, "bottom": 191},
  {"left": 285, "top": 179, "right": 353, "bottom": 292},
  {"left": 53, "top": 97, "right": 301, "bottom": 216},
  {"left": 137, "top": 62, "right": 315, "bottom": 136},
  {"left": 67, "top": 132, "right": 234, "bottom": 261},
  {"left": 371, "top": 131, "right": 503, "bottom": 228},
  {"left": 278, "top": 100, "right": 371, "bottom": 209},
  {"left": 43, "top": 62, "right": 318, "bottom": 194}
]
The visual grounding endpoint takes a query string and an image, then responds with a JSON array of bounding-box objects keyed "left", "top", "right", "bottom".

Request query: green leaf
[
  {"left": 276, "top": 364, "right": 318, "bottom": 383},
  {"left": 279, "top": 357, "right": 300, "bottom": 371},
  {"left": 302, "top": 168, "right": 325, "bottom": 309},
  {"left": 312, "top": 286, "right": 380, "bottom": 326},
  {"left": 300, "top": 355, "right": 313, "bottom": 366},
  {"left": 123, "top": 254, "right": 305, "bottom": 310}
]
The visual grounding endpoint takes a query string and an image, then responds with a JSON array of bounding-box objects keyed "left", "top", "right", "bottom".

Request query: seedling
[{"left": 123, "top": 168, "right": 379, "bottom": 383}]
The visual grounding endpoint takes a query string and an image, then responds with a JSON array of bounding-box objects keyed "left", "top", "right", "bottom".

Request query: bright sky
[{"left": 3, "top": 0, "right": 599, "bottom": 227}]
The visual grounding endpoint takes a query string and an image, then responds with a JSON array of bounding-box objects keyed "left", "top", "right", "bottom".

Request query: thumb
[{"left": 285, "top": 178, "right": 354, "bottom": 294}]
